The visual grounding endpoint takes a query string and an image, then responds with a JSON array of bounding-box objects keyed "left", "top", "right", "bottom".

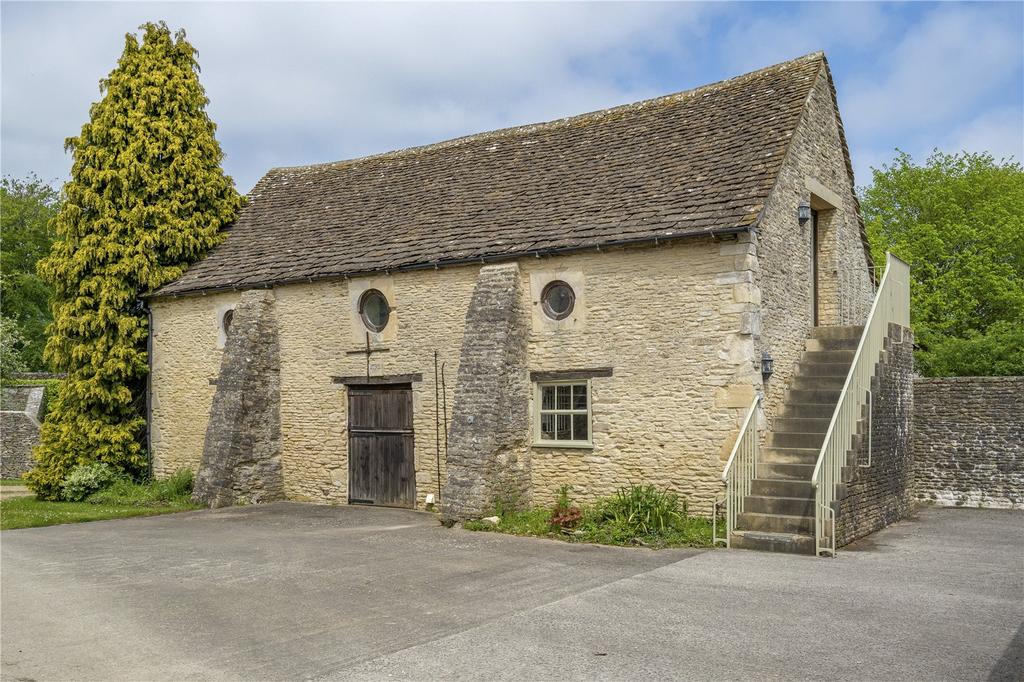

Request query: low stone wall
[
  {"left": 836, "top": 324, "right": 914, "bottom": 547},
  {"left": 912, "top": 376, "right": 1023, "bottom": 509},
  {"left": 0, "top": 385, "right": 46, "bottom": 479}
]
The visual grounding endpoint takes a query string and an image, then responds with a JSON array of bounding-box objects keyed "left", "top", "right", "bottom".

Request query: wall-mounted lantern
[
  {"left": 798, "top": 202, "right": 812, "bottom": 226},
  {"left": 761, "top": 351, "right": 775, "bottom": 382}
]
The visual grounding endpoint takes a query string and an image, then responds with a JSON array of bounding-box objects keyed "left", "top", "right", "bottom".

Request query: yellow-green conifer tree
[{"left": 27, "top": 22, "right": 243, "bottom": 498}]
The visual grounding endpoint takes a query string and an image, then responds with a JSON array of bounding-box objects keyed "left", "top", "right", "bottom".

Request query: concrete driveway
[{"left": 1, "top": 504, "right": 1021, "bottom": 681}]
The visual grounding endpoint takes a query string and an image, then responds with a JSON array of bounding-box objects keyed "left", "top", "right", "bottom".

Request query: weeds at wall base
[{"left": 462, "top": 485, "right": 718, "bottom": 549}]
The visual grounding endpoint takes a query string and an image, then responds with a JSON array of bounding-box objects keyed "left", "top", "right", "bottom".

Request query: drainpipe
[{"left": 144, "top": 299, "right": 153, "bottom": 480}]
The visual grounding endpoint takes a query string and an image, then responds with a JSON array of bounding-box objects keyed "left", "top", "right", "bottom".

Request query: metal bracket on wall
[{"left": 860, "top": 389, "right": 873, "bottom": 468}]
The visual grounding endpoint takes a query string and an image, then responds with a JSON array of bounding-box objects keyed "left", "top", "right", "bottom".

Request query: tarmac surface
[{"left": 1, "top": 503, "right": 1021, "bottom": 681}]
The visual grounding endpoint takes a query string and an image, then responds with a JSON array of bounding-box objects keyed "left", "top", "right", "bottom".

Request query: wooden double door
[{"left": 347, "top": 384, "right": 416, "bottom": 508}]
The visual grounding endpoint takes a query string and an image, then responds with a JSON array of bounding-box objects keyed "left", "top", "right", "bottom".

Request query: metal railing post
[{"left": 718, "top": 394, "right": 761, "bottom": 549}]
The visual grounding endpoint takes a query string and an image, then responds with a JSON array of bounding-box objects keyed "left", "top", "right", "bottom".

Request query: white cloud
[
  {"left": 712, "top": 2, "right": 892, "bottom": 74},
  {"left": 1, "top": 2, "right": 711, "bottom": 192},
  {"left": 947, "top": 107, "right": 1024, "bottom": 163},
  {"left": 842, "top": 4, "right": 1022, "bottom": 138},
  {"left": 2, "top": 2, "right": 1021, "bottom": 196},
  {"left": 851, "top": 105, "right": 1023, "bottom": 186}
]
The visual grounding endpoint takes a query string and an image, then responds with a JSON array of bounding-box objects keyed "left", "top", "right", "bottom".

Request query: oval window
[
  {"left": 359, "top": 289, "right": 390, "bottom": 332},
  {"left": 541, "top": 280, "right": 575, "bottom": 321}
]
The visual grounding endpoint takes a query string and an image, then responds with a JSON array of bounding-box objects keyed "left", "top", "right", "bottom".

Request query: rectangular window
[{"left": 534, "top": 381, "right": 592, "bottom": 447}]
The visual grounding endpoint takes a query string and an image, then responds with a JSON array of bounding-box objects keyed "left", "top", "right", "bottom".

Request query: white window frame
[{"left": 533, "top": 380, "right": 593, "bottom": 448}]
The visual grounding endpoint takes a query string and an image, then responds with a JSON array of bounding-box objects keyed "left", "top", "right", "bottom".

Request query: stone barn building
[{"left": 148, "top": 52, "right": 887, "bottom": 542}]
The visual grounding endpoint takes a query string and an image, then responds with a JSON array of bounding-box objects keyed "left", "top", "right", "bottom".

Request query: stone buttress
[
  {"left": 193, "top": 290, "right": 285, "bottom": 507},
  {"left": 442, "top": 263, "right": 531, "bottom": 521}
]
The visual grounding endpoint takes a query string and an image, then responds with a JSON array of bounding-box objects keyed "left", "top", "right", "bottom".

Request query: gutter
[{"left": 144, "top": 224, "right": 751, "bottom": 300}]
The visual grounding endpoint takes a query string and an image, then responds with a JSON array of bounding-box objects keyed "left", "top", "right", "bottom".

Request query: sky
[{"left": 2, "top": 1, "right": 1022, "bottom": 194}]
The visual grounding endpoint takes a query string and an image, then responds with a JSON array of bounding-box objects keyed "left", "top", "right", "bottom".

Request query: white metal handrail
[
  {"left": 812, "top": 253, "right": 910, "bottom": 556},
  {"left": 714, "top": 394, "right": 761, "bottom": 548}
]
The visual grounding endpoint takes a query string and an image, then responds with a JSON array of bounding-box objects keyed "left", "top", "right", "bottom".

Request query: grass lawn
[
  {"left": 0, "top": 497, "right": 200, "bottom": 530},
  {"left": 1, "top": 479, "right": 26, "bottom": 486}
]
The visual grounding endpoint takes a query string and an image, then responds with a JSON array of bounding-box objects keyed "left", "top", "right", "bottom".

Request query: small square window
[{"left": 534, "top": 380, "right": 592, "bottom": 447}]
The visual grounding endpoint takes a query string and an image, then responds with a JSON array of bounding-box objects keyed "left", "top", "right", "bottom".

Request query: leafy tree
[
  {"left": 1, "top": 315, "right": 29, "bottom": 378},
  {"left": 862, "top": 151, "right": 1024, "bottom": 377},
  {"left": 26, "top": 22, "right": 244, "bottom": 499},
  {"left": 0, "top": 175, "right": 59, "bottom": 369}
]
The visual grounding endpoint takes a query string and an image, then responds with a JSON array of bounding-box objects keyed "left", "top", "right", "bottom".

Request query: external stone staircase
[{"left": 729, "top": 325, "right": 864, "bottom": 555}]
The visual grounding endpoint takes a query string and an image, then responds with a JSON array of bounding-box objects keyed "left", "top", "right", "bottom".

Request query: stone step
[
  {"left": 750, "top": 478, "right": 814, "bottom": 498},
  {"left": 791, "top": 375, "right": 847, "bottom": 391},
  {"left": 776, "top": 403, "right": 838, "bottom": 420},
  {"left": 743, "top": 495, "right": 815, "bottom": 516},
  {"left": 757, "top": 462, "right": 816, "bottom": 480},
  {"left": 767, "top": 431, "right": 825, "bottom": 449},
  {"left": 805, "top": 337, "right": 861, "bottom": 352},
  {"left": 786, "top": 388, "right": 842, "bottom": 405},
  {"left": 737, "top": 512, "right": 815, "bottom": 534},
  {"left": 772, "top": 417, "right": 832, "bottom": 434},
  {"left": 797, "top": 362, "right": 853, "bottom": 378},
  {"left": 810, "top": 325, "right": 864, "bottom": 340},
  {"left": 729, "top": 530, "right": 815, "bottom": 555},
  {"left": 761, "top": 447, "right": 820, "bottom": 465},
  {"left": 801, "top": 349, "right": 856, "bottom": 364}
]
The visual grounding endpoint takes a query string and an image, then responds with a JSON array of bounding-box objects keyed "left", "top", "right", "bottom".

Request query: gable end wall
[{"left": 755, "top": 65, "right": 874, "bottom": 425}]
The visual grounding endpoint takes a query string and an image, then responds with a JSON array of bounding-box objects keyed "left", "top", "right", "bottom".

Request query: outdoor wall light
[
  {"left": 798, "top": 202, "right": 812, "bottom": 226},
  {"left": 794, "top": 200, "right": 811, "bottom": 224},
  {"left": 761, "top": 351, "right": 775, "bottom": 382}
]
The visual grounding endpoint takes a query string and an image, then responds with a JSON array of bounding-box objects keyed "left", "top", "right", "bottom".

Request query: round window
[
  {"left": 541, "top": 280, "right": 575, "bottom": 321},
  {"left": 359, "top": 289, "right": 390, "bottom": 332}
]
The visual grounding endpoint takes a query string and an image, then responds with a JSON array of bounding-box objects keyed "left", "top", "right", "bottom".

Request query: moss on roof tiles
[{"left": 156, "top": 52, "right": 827, "bottom": 297}]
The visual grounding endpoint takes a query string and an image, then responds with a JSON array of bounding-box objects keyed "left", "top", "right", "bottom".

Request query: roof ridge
[{"left": 264, "top": 51, "right": 825, "bottom": 179}]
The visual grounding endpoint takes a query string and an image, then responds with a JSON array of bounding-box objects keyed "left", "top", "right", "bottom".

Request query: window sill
[{"left": 531, "top": 441, "right": 594, "bottom": 450}]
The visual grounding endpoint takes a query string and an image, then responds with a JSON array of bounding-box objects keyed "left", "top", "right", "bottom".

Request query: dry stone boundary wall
[
  {"left": 0, "top": 385, "right": 46, "bottom": 479},
  {"left": 912, "top": 376, "right": 1023, "bottom": 510}
]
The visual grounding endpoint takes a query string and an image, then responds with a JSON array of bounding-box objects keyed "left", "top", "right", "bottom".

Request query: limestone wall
[
  {"left": 523, "top": 236, "right": 761, "bottom": 512},
  {"left": 913, "top": 376, "right": 1023, "bottom": 509},
  {"left": 273, "top": 267, "right": 474, "bottom": 506},
  {"left": 151, "top": 235, "right": 761, "bottom": 514},
  {"left": 150, "top": 290, "right": 238, "bottom": 478},
  {"left": 835, "top": 324, "right": 915, "bottom": 547},
  {"left": 755, "top": 64, "right": 875, "bottom": 429}
]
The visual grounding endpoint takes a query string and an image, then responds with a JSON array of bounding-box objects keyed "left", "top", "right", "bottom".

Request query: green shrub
[
  {"left": 86, "top": 470, "right": 193, "bottom": 507},
  {"left": 60, "top": 462, "right": 119, "bottom": 502},
  {"left": 464, "top": 484, "right": 714, "bottom": 549},
  {"left": 586, "top": 484, "right": 684, "bottom": 536}
]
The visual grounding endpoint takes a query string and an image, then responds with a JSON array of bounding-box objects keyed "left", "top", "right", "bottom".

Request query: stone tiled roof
[{"left": 156, "top": 53, "right": 828, "bottom": 297}]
